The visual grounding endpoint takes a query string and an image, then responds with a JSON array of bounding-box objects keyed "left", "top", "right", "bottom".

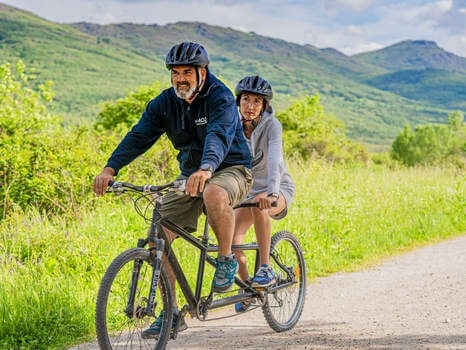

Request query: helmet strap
[{"left": 189, "top": 67, "right": 204, "bottom": 100}]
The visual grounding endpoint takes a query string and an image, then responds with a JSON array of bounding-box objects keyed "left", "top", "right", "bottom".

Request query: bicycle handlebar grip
[{"left": 234, "top": 201, "right": 278, "bottom": 208}]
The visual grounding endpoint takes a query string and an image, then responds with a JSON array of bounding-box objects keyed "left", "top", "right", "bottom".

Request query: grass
[{"left": 0, "top": 163, "right": 465, "bottom": 349}]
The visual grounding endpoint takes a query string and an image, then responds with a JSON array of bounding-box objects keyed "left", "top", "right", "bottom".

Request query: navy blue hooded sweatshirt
[{"left": 106, "top": 71, "right": 252, "bottom": 176}]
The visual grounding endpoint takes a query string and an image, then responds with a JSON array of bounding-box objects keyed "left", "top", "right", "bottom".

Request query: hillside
[
  {"left": 353, "top": 40, "right": 466, "bottom": 72},
  {"left": 353, "top": 40, "right": 466, "bottom": 111},
  {"left": 0, "top": 3, "right": 461, "bottom": 147},
  {"left": 0, "top": 3, "right": 164, "bottom": 123}
]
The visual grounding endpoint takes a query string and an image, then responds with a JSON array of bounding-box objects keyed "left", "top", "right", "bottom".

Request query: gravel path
[{"left": 72, "top": 234, "right": 466, "bottom": 350}]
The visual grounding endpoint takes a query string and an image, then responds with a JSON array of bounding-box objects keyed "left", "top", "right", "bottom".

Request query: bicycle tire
[
  {"left": 262, "top": 231, "right": 306, "bottom": 332},
  {"left": 96, "top": 248, "right": 173, "bottom": 349}
]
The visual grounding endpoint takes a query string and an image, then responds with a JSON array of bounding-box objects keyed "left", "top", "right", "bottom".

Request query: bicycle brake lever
[
  {"left": 107, "top": 181, "right": 124, "bottom": 193},
  {"left": 171, "top": 179, "right": 187, "bottom": 193}
]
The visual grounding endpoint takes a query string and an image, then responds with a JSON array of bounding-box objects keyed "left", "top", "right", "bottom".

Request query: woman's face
[{"left": 239, "top": 93, "right": 264, "bottom": 120}]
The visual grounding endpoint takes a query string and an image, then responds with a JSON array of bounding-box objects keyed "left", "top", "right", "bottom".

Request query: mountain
[
  {"left": 353, "top": 40, "right": 466, "bottom": 111},
  {"left": 354, "top": 40, "right": 466, "bottom": 72},
  {"left": 0, "top": 3, "right": 165, "bottom": 120},
  {"left": 0, "top": 3, "right": 463, "bottom": 147}
]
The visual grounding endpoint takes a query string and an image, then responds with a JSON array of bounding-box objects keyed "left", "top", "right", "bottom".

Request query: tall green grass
[
  {"left": 286, "top": 162, "right": 465, "bottom": 276},
  {"left": 0, "top": 164, "right": 464, "bottom": 349}
]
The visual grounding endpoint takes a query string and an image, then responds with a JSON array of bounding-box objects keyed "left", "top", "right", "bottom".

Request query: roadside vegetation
[{"left": 1, "top": 62, "right": 465, "bottom": 349}]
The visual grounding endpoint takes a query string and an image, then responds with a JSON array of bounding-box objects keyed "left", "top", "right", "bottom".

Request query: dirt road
[{"left": 72, "top": 235, "right": 466, "bottom": 349}]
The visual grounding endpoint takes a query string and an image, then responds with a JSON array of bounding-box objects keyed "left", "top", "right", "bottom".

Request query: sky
[{"left": 2, "top": 0, "right": 466, "bottom": 57}]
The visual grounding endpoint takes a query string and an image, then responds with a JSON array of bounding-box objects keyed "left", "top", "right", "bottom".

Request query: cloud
[
  {"left": 324, "top": 0, "right": 466, "bottom": 55},
  {"left": 436, "top": 0, "right": 466, "bottom": 34},
  {"left": 324, "top": 0, "right": 373, "bottom": 15}
]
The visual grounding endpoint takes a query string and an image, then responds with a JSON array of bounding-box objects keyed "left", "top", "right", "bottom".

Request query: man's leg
[
  {"left": 203, "top": 166, "right": 252, "bottom": 292},
  {"left": 203, "top": 183, "right": 235, "bottom": 256}
]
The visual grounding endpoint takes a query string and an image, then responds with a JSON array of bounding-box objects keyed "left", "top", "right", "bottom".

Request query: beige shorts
[{"left": 160, "top": 165, "right": 252, "bottom": 232}]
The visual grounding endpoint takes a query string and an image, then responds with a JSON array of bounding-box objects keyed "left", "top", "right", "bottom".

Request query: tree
[
  {"left": 0, "top": 62, "right": 105, "bottom": 217},
  {"left": 278, "top": 94, "right": 368, "bottom": 163},
  {"left": 94, "top": 82, "right": 165, "bottom": 130},
  {"left": 448, "top": 111, "right": 464, "bottom": 132},
  {"left": 0, "top": 61, "right": 60, "bottom": 217},
  {"left": 391, "top": 111, "right": 465, "bottom": 166}
]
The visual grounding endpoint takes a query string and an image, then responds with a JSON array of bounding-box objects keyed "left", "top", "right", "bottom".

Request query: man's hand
[
  {"left": 93, "top": 167, "right": 115, "bottom": 196},
  {"left": 185, "top": 169, "right": 212, "bottom": 196}
]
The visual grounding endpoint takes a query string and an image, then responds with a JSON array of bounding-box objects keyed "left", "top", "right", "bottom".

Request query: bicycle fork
[
  {"left": 124, "top": 238, "right": 165, "bottom": 319},
  {"left": 147, "top": 238, "right": 165, "bottom": 316}
]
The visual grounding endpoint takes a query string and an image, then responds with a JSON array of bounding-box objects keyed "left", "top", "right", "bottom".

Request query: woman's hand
[{"left": 257, "top": 195, "right": 278, "bottom": 210}]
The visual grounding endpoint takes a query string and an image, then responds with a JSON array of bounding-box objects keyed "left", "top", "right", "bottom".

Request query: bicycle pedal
[
  {"left": 253, "top": 284, "right": 276, "bottom": 292},
  {"left": 254, "top": 286, "right": 267, "bottom": 291}
]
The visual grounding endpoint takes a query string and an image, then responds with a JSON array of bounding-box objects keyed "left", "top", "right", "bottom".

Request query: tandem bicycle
[{"left": 95, "top": 180, "right": 306, "bottom": 349}]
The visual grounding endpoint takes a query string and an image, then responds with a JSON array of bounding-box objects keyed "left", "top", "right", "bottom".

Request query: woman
[{"left": 232, "top": 75, "right": 295, "bottom": 311}]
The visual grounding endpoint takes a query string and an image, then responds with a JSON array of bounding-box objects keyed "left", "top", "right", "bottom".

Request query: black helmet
[
  {"left": 234, "top": 75, "right": 273, "bottom": 102},
  {"left": 165, "top": 42, "right": 210, "bottom": 69}
]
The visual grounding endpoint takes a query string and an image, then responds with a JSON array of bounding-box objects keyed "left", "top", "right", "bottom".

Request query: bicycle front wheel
[
  {"left": 262, "top": 231, "right": 306, "bottom": 332},
  {"left": 96, "top": 248, "right": 173, "bottom": 350}
]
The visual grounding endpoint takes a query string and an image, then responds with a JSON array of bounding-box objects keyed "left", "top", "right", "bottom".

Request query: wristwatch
[
  {"left": 267, "top": 193, "right": 279, "bottom": 199},
  {"left": 199, "top": 164, "right": 213, "bottom": 173}
]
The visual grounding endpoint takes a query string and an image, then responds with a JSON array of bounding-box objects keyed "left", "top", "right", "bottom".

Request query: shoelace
[{"left": 216, "top": 260, "right": 235, "bottom": 277}]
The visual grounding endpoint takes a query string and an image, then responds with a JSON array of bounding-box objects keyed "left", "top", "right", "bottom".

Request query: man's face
[{"left": 170, "top": 65, "right": 205, "bottom": 100}]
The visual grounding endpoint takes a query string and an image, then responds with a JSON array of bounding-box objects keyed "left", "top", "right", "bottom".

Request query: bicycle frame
[{"left": 153, "top": 210, "right": 262, "bottom": 320}]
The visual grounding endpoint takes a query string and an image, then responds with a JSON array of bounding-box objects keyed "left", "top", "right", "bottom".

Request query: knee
[{"left": 203, "top": 184, "right": 229, "bottom": 206}]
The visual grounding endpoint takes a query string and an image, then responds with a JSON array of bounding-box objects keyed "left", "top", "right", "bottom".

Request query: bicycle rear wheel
[
  {"left": 96, "top": 248, "right": 173, "bottom": 349},
  {"left": 262, "top": 231, "right": 306, "bottom": 332}
]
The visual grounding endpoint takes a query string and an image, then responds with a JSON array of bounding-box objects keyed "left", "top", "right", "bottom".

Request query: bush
[
  {"left": 278, "top": 94, "right": 369, "bottom": 163},
  {"left": 391, "top": 111, "right": 465, "bottom": 167}
]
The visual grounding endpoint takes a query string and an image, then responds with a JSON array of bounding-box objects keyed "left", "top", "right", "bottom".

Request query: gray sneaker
[{"left": 212, "top": 254, "right": 238, "bottom": 293}]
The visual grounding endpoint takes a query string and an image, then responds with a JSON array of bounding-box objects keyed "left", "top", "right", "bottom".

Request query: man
[{"left": 93, "top": 42, "right": 252, "bottom": 337}]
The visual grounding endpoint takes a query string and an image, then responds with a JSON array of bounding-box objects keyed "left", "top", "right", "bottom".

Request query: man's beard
[{"left": 174, "top": 82, "right": 197, "bottom": 100}]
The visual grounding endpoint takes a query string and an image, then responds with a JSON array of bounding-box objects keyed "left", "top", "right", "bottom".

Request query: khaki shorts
[{"left": 160, "top": 165, "right": 252, "bottom": 232}]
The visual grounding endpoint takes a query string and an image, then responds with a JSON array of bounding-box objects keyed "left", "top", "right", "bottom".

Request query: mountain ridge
[
  {"left": 0, "top": 3, "right": 463, "bottom": 147},
  {"left": 353, "top": 39, "right": 466, "bottom": 72}
]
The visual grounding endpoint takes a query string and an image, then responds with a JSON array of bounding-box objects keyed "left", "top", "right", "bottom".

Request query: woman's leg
[
  {"left": 252, "top": 193, "right": 287, "bottom": 266},
  {"left": 233, "top": 208, "right": 254, "bottom": 281}
]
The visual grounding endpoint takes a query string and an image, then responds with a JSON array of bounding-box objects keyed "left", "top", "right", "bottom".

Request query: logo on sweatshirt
[{"left": 195, "top": 116, "right": 207, "bottom": 126}]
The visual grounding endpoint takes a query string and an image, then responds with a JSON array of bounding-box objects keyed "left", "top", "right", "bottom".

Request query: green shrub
[
  {"left": 278, "top": 94, "right": 369, "bottom": 163},
  {"left": 391, "top": 111, "right": 465, "bottom": 167}
]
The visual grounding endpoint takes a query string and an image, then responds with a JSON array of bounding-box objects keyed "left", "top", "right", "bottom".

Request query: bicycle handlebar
[
  {"left": 107, "top": 180, "right": 277, "bottom": 207},
  {"left": 107, "top": 180, "right": 185, "bottom": 194}
]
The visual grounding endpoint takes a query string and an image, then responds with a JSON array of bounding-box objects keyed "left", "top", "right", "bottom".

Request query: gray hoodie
[{"left": 244, "top": 108, "right": 295, "bottom": 208}]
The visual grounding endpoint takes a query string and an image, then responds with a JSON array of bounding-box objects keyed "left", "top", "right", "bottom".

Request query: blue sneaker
[
  {"left": 235, "top": 289, "right": 252, "bottom": 313},
  {"left": 141, "top": 310, "right": 187, "bottom": 339},
  {"left": 234, "top": 278, "right": 254, "bottom": 313},
  {"left": 212, "top": 254, "right": 238, "bottom": 293},
  {"left": 251, "top": 264, "right": 276, "bottom": 288}
]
